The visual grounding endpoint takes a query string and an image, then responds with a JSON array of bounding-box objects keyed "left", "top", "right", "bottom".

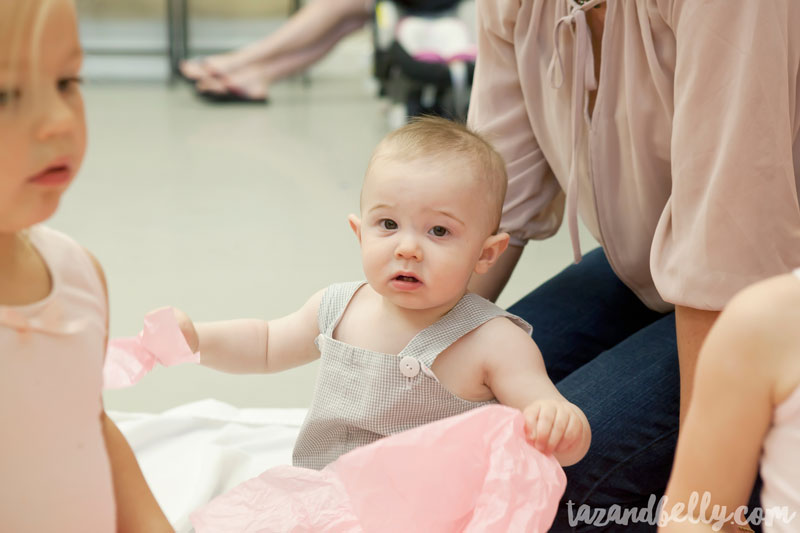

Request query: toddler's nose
[{"left": 36, "top": 87, "right": 81, "bottom": 142}]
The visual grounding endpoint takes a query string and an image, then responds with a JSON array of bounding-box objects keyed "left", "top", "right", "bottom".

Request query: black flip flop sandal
[{"left": 195, "top": 87, "right": 269, "bottom": 104}]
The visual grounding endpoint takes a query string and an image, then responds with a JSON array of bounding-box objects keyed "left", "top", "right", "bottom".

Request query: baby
[{"left": 173, "top": 117, "right": 591, "bottom": 469}]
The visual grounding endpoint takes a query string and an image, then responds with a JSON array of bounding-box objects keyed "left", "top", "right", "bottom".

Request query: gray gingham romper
[{"left": 292, "top": 281, "right": 533, "bottom": 470}]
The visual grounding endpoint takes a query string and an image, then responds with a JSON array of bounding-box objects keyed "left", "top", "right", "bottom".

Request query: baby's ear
[
  {"left": 348, "top": 214, "right": 362, "bottom": 244},
  {"left": 474, "top": 232, "right": 510, "bottom": 274}
]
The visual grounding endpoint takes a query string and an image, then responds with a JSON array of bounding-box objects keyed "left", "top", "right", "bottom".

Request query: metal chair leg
[{"left": 166, "top": 0, "right": 189, "bottom": 83}]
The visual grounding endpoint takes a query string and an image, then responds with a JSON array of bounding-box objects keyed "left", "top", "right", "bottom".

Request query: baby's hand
[
  {"left": 523, "top": 398, "right": 585, "bottom": 456},
  {"left": 169, "top": 307, "right": 199, "bottom": 353}
]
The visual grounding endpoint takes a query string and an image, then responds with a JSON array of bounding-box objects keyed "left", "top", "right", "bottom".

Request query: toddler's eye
[
  {"left": 430, "top": 226, "right": 449, "bottom": 237},
  {"left": 0, "top": 88, "right": 21, "bottom": 107},
  {"left": 380, "top": 219, "right": 398, "bottom": 230},
  {"left": 57, "top": 77, "right": 82, "bottom": 93}
]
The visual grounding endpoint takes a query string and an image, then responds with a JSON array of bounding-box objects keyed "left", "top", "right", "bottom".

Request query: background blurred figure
[
  {"left": 180, "top": 0, "right": 374, "bottom": 102},
  {"left": 180, "top": 0, "right": 462, "bottom": 103}
]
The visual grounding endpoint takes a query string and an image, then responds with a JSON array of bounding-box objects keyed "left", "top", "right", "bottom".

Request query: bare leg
[
  {"left": 196, "top": 14, "right": 367, "bottom": 99},
  {"left": 182, "top": 0, "right": 372, "bottom": 80}
]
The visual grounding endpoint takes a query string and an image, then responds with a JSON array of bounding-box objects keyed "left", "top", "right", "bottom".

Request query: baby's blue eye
[
  {"left": 381, "top": 219, "right": 398, "bottom": 230},
  {"left": 430, "top": 226, "right": 448, "bottom": 237}
]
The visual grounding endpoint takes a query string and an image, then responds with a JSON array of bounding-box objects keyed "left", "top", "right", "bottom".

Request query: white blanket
[{"left": 110, "top": 400, "right": 307, "bottom": 533}]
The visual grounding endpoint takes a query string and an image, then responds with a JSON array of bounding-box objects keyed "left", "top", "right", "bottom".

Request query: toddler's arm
[
  {"left": 659, "top": 276, "right": 800, "bottom": 532},
  {"left": 89, "top": 251, "right": 173, "bottom": 532},
  {"left": 173, "top": 289, "right": 325, "bottom": 374},
  {"left": 480, "top": 319, "right": 591, "bottom": 466},
  {"left": 102, "top": 412, "right": 173, "bottom": 532}
]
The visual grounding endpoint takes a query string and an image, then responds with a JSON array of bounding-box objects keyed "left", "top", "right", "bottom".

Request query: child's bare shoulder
[
  {"left": 300, "top": 287, "right": 327, "bottom": 319},
  {"left": 460, "top": 315, "right": 539, "bottom": 357},
  {"left": 711, "top": 273, "right": 800, "bottom": 400},
  {"left": 725, "top": 273, "right": 800, "bottom": 340}
]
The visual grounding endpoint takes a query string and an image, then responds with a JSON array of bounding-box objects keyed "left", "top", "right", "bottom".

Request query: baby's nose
[{"left": 394, "top": 235, "right": 423, "bottom": 261}]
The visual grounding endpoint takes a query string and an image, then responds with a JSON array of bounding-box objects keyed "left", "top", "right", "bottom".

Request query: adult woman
[{"left": 467, "top": 1, "right": 800, "bottom": 531}]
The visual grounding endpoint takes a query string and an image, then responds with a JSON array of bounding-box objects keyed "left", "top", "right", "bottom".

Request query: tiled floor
[{"left": 58, "top": 28, "right": 598, "bottom": 412}]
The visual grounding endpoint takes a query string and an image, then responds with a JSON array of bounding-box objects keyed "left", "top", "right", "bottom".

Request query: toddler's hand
[
  {"left": 169, "top": 307, "right": 199, "bottom": 353},
  {"left": 523, "top": 399, "right": 585, "bottom": 456}
]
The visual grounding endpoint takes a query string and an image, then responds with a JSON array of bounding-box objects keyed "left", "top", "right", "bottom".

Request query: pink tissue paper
[
  {"left": 103, "top": 307, "right": 199, "bottom": 389},
  {"left": 191, "top": 405, "right": 566, "bottom": 533}
]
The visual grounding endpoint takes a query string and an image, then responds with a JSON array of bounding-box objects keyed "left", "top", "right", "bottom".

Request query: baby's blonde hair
[{"left": 365, "top": 116, "right": 508, "bottom": 233}]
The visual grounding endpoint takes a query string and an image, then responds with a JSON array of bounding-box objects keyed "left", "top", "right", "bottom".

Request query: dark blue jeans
[{"left": 508, "top": 248, "right": 680, "bottom": 532}]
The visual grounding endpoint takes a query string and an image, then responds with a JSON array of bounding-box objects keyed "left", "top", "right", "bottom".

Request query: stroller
[{"left": 373, "top": 0, "right": 477, "bottom": 126}]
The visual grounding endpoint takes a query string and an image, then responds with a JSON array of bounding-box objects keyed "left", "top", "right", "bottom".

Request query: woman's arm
[
  {"left": 674, "top": 306, "right": 719, "bottom": 423},
  {"left": 468, "top": 243, "right": 523, "bottom": 302},
  {"left": 467, "top": 0, "right": 565, "bottom": 302},
  {"left": 652, "top": 0, "right": 800, "bottom": 312},
  {"left": 653, "top": 0, "right": 800, "bottom": 425}
]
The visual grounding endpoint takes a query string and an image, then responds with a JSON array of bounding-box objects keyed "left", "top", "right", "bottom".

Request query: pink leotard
[{"left": 0, "top": 225, "right": 115, "bottom": 532}]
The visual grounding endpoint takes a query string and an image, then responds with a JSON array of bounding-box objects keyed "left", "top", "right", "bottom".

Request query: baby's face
[
  {"left": 355, "top": 154, "right": 495, "bottom": 314},
  {"left": 0, "top": 0, "right": 86, "bottom": 233}
]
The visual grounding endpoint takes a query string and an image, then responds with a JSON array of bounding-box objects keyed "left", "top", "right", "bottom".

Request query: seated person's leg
[
  {"left": 181, "top": 0, "right": 372, "bottom": 87},
  {"left": 506, "top": 247, "right": 679, "bottom": 532},
  {"left": 552, "top": 315, "right": 679, "bottom": 532},
  {"left": 508, "top": 247, "right": 667, "bottom": 382}
]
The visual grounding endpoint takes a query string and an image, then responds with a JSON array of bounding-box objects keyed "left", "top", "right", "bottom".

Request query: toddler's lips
[{"left": 28, "top": 164, "right": 72, "bottom": 186}]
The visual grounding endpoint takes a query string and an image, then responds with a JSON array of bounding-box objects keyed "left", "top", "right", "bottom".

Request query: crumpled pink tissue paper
[
  {"left": 103, "top": 307, "right": 199, "bottom": 389},
  {"left": 191, "top": 405, "right": 566, "bottom": 533}
]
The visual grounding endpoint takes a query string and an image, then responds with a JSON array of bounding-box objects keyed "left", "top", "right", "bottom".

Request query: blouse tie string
[{"left": 547, "top": 0, "right": 604, "bottom": 263}]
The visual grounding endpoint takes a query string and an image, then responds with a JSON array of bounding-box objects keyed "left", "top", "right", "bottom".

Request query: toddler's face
[
  {"left": 354, "top": 155, "right": 496, "bottom": 314},
  {"left": 0, "top": 0, "right": 86, "bottom": 233}
]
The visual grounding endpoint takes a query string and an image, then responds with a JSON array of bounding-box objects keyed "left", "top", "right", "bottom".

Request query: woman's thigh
[
  {"left": 507, "top": 248, "right": 679, "bottom": 531},
  {"left": 551, "top": 314, "right": 680, "bottom": 532},
  {"left": 507, "top": 247, "right": 667, "bottom": 383}
]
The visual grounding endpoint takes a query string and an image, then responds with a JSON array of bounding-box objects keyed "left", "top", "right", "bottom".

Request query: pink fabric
[
  {"left": 397, "top": 16, "right": 476, "bottom": 64},
  {"left": 761, "top": 270, "right": 800, "bottom": 533},
  {"left": 190, "top": 405, "right": 565, "bottom": 533},
  {"left": 761, "top": 384, "right": 800, "bottom": 532},
  {"left": 0, "top": 225, "right": 115, "bottom": 532},
  {"left": 104, "top": 307, "right": 199, "bottom": 389},
  {"left": 413, "top": 49, "right": 477, "bottom": 63}
]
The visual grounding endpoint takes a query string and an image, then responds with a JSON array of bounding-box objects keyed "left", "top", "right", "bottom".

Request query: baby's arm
[
  {"left": 659, "top": 276, "right": 799, "bottom": 532},
  {"left": 480, "top": 319, "right": 591, "bottom": 466},
  {"left": 173, "top": 289, "right": 325, "bottom": 374},
  {"left": 88, "top": 252, "right": 173, "bottom": 532}
]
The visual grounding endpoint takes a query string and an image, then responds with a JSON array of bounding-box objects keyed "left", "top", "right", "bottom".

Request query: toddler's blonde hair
[
  {"left": 365, "top": 116, "right": 508, "bottom": 233},
  {"left": 0, "top": 0, "right": 64, "bottom": 84}
]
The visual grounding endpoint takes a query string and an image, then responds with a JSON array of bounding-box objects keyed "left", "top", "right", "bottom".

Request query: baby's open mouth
[{"left": 395, "top": 275, "right": 419, "bottom": 282}]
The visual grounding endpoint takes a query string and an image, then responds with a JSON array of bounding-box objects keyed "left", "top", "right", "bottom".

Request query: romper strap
[
  {"left": 316, "top": 281, "right": 368, "bottom": 336},
  {"left": 398, "top": 293, "right": 532, "bottom": 368}
]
